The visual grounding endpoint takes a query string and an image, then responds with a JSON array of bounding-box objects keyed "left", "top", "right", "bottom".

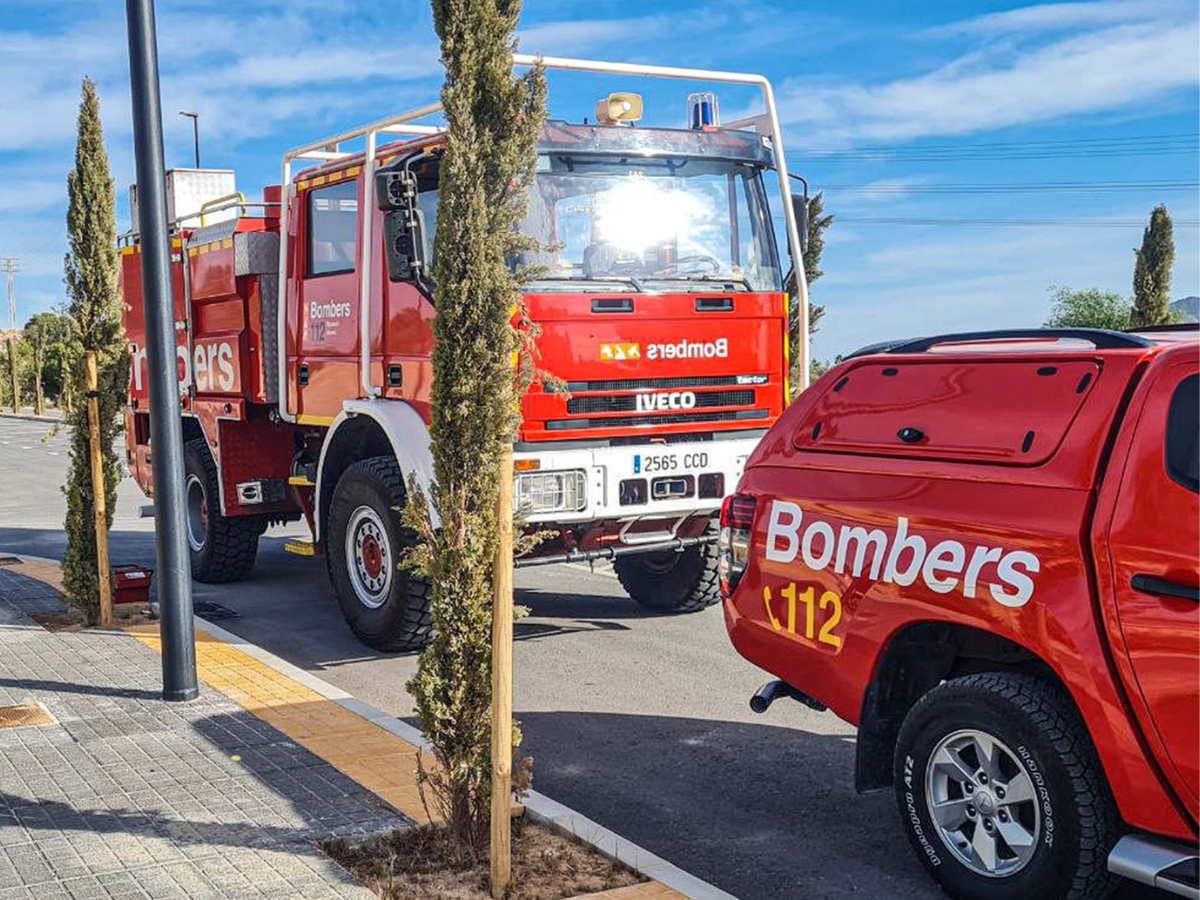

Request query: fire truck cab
[{"left": 121, "top": 56, "right": 810, "bottom": 651}]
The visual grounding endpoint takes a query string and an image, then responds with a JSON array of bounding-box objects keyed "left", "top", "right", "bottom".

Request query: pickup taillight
[{"left": 718, "top": 493, "right": 757, "bottom": 597}]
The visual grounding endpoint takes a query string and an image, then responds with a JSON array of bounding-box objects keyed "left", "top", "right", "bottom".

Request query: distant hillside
[{"left": 1171, "top": 296, "right": 1199, "bottom": 323}]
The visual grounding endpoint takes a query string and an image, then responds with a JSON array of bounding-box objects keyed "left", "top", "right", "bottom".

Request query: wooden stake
[
  {"left": 490, "top": 443, "right": 514, "bottom": 899},
  {"left": 86, "top": 351, "right": 113, "bottom": 628}
]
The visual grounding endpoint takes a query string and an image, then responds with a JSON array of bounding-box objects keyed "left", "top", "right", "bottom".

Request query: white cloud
[
  {"left": 778, "top": 16, "right": 1198, "bottom": 143},
  {"left": 519, "top": 15, "right": 672, "bottom": 54},
  {"left": 921, "top": 0, "right": 1187, "bottom": 38},
  {"left": 811, "top": 213, "right": 1200, "bottom": 360}
]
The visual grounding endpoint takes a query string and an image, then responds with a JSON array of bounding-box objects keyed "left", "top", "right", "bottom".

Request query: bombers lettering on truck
[
  {"left": 763, "top": 500, "right": 1041, "bottom": 608},
  {"left": 309, "top": 300, "right": 353, "bottom": 319},
  {"left": 646, "top": 338, "right": 728, "bottom": 361},
  {"left": 129, "top": 340, "right": 238, "bottom": 394}
]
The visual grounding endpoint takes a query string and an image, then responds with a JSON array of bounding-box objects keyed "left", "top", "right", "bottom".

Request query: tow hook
[{"left": 750, "top": 679, "right": 827, "bottom": 714}]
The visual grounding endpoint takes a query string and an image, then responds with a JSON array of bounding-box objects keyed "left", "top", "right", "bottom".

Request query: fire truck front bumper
[{"left": 512, "top": 431, "right": 764, "bottom": 526}]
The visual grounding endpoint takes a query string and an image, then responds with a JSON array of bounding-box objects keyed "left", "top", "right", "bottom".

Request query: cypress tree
[
  {"left": 61, "top": 78, "right": 127, "bottom": 623},
  {"left": 405, "top": 0, "right": 546, "bottom": 856},
  {"left": 789, "top": 191, "right": 832, "bottom": 389},
  {"left": 1132, "top": 204, "right": 1174, "bottom": 327}
]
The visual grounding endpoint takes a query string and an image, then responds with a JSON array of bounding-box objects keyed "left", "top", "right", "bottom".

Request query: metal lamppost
[
  {"left": 127, "top": 0, "right": 199, "bottom": 702},
  {"left": 179, "top": 110, "right": 200, "bottom": 168}
]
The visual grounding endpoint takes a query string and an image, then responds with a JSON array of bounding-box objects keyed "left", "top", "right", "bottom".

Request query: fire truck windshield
[{"left": 520, "top": 153, "right": 782, "bottom": 293}]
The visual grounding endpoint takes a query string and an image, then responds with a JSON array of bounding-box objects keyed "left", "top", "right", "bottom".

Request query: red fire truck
[{"left": 121, "top": 56, "right": 810, "bottom": 651}]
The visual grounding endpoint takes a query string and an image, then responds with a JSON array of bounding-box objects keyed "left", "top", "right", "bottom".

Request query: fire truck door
[
  {"left": 1105, "top": 357, "right": 1199, "bottom": 813},
  {"left": 295, "top": 178, "right": 362, "bottom": 415}
]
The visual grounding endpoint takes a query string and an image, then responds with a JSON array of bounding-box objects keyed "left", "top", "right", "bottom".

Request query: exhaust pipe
[{"left": 750, "top": 679, "right": 827, "bottom": 714}]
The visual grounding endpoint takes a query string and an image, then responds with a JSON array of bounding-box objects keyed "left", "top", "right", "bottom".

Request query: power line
[
  {"left": 790, "top": 133, "right": 1199, "bottom": 162},
  {"left": 836, "top": 217, "right": 1200, "bottom": 227},
  {"left": 822, "top": 180, "right": 1200, "bottom": 195}
]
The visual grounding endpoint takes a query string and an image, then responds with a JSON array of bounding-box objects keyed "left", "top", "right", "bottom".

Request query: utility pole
[
  {"left": 3, "top": 258, "right": 19, "bottom": 414},
  {"left": 126, "top": 0, "right": 198, "bottom": 701}
]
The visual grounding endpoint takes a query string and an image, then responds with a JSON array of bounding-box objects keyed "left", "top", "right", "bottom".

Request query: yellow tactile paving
[
  {"left": 127, "top": 622, "right": 693, "bottom": 900},
  {"left": 127, "top": 624, "right": 438, "bottom": 824}
]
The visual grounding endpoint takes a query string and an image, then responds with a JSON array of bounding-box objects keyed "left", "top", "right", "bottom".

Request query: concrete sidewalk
[
  {"left": 0, "top": 558, "right": 718, "bottom": 900},
  {"left": 0, "top": 561, "right": 405, "bottom": 900}
]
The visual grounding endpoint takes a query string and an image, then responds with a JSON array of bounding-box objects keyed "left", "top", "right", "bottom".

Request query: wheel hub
[
  {"left": 345, "top": 506, "right": 392, "bottom": 609},
  {"left": 925, "top": 728, "right": 1041, "bottom": 879},
  {"left": 185, "top": 474, "right": 208, "bottom": 552}
]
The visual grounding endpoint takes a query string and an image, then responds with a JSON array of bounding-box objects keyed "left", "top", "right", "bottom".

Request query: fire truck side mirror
[
  {"left": 791, "top": 193, "right": 809, "bottom": 254},
  {"left": 383, "top": 209, "right": 428, "bottom": 284},
  {"left": 376, "top": 170, "right": 417, "bottom": 211}
]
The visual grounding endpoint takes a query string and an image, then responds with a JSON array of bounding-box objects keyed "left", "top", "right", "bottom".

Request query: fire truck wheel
[
  {"left": 613, "top": 529, "right": 721, "bottom": 613},
  {"left": 183, "top": 440, "right": 263, "bottom": 583},
  {"left": 892, "top": 672, "right": 1118, "bottom": 900},
  {"left": 326, "top": 456, "right": 432, "bottom": 652}
]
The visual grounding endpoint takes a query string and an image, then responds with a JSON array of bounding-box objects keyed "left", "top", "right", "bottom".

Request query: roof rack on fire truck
[{"left": 274, "top": 54, "right": 811, "bottom": 424}]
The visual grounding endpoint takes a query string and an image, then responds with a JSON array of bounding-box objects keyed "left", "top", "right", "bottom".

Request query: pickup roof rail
[{"left": 846, "top": 328, "right": 1153, "bottom": 359}]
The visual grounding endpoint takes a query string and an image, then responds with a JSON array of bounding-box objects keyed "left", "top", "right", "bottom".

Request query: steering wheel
[{"left": 652, "top": 254, "right": 723, "bottom": 276}]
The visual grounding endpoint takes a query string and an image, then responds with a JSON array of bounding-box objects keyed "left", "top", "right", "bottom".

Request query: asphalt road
[{"left": 0, "top": 414, "right": 1159, "bottom": 900}]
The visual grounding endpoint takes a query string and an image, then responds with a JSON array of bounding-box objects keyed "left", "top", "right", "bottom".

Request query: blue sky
[{"left": 1, "top": 0, "right": 1197, "bottom": 359}]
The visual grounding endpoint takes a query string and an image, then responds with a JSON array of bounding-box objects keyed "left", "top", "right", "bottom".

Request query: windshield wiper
[
  {"left": 642, "top": 273, "right": 752, "bottom": 289},
  {"left": 527, "top": 275, "right": 647, "bottom": 292}
]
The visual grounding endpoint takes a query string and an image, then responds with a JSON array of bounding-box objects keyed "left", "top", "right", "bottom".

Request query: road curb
[
  {"left": 1, "top": 549, "right": 741, "bottom": 900},
  {"left": 0, "top": 412, "right": 63, "bottom": 423}
]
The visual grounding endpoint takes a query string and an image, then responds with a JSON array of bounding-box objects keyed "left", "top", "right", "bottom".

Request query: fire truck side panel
[
  {"left": 376, "top": 213, "right": 436, "bottom": 425},
  {"left": 287, "top": 172, "right": 369, "bottom": 424},
  {"left": 724, "top": 347, "right": 1196, "bottom": 842},
  {"left": 123, "top": 243, "right": 187, "bottom": 497}
]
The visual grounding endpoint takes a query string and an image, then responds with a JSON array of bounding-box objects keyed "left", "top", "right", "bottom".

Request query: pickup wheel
[
  {"left": 614, "top": 528, "right": 720, "bottom": 613},
  {"left": 184, "top": 440, "right": 263, "bottom": 583},
  {"left": 326, "top": 456, "right": 432, "bottom": 652},
  {"left": 893, "top": 672, "right": 1118, "bottom": 900}
]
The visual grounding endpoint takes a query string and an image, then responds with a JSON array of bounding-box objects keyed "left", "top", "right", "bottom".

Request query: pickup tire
[
  {"left": 893, "top": 672, "right": 1118, "bottom": 900},
  {"left": 326, "top": 456, "right": 432, "bottom": 652},
  {"left": 614, "top": 529, "right": 720, "bottom": 613},
  {"left": 184, "top": 440, "right": 263, "bottom": 583}
]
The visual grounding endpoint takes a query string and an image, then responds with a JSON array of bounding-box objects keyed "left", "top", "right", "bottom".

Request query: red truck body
[
  {"left": 120, "top": 60, "right": 810, "bottom": 651},
  {"left": 720, "top": 328, "right": 1198, "bottom": 900}
]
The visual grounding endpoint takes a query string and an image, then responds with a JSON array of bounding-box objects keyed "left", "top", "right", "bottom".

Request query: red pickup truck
[{"left": 720, "top": 327, "right": 1198, "bottom": 900}]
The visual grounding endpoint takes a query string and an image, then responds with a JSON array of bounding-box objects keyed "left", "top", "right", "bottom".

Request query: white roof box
[{"left": 129, "top": 168, "right": 237, "bottom": 234}]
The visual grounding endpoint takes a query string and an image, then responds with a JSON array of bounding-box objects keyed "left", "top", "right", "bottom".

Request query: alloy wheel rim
[
  {"left": 345, "top": 506, "right": 392, "bottom": 609},
  {"left": 924, "top": 728, "right": 1041, "bottom": 878}
]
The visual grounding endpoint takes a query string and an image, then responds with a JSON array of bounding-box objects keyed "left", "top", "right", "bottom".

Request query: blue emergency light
[{"left": 687, "top": 92, "right": 721, "bottom": 129}]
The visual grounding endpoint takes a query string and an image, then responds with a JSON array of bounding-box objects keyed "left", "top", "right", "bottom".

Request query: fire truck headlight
[{"left": 515, "top": 470, "right": 588, "bottom": 514}]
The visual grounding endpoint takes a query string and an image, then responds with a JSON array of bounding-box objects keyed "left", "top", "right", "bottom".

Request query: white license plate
[{"left": 632, "top": 451, "right": 710, "bottom": 475}]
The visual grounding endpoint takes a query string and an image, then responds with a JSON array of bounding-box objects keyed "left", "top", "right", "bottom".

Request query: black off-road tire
[
  {"left": 326, "top": 456, "right": 432, "bottom": 652},
  {"left": 893, "top": 672, "right": 1119, "bottom": 900},
  {"left": 184, "top": 440, "right": 263, "bottom": 583},
  {"left": 614, "top": 525, "right": 720, "bottom": 613}
]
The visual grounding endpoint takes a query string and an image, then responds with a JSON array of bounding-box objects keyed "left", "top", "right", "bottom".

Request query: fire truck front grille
[
  {"left": 567, "top": 389, "right": 755, "bottom": 415},
  {"left": 546, "top": 409, "right": 769, "bottom": 430},
  {"left": 562, "top": 374, "right": 767, "bottom": 393}
]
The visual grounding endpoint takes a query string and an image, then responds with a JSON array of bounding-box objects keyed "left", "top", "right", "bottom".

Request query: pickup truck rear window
[
  {"left": 795, "top": 358, "right": 1100, "bottom": 465},
  {"left": 1166, "top": 374, "right": 1198, "bottom": 493}
]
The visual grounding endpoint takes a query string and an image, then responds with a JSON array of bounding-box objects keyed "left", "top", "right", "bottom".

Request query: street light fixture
[{"left": 178, "top": 110, "right": 200, "bottom": 168}]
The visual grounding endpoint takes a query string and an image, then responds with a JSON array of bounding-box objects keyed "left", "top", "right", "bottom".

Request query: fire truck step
[
  {"left": 283, "top": 540, "right": 319, "bottom": 557},
  {"left": 287, "top": 475, "right": 315, "bottom": 488}
]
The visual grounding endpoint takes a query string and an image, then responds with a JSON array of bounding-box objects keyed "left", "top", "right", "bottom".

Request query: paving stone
[{"left": 0, "top": 568, "right": 394, "bottom": 899}]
